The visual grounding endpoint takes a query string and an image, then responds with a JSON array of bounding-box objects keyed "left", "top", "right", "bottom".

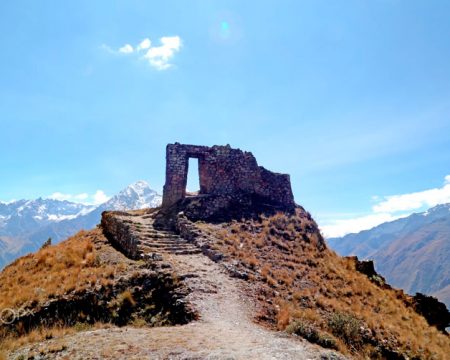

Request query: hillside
[
  {"left": 1, "top": 143, "right": 449, "bottom": 359},
  {"left": 0, "top": 181, "right": 161, "bottom": 269},
  {"left": 327, "top": 204, "right": 450, "bottom": 307},
  {"left": 1, "top": 207, "right": 448, "bottom": 359}
]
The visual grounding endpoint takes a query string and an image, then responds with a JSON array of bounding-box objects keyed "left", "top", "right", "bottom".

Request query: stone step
[
  {"left": 142, "top": 233, "right": 180, "bottom": 239},
  {"left": 143, "top": 248, "right": 202, "bottom": 255},
  {"left": 129, "top": 221, "right": 155, "bottom": 227},
  {"left": 172, "top": 249, "right": 202, "bottom": 255},
  {"left": 141, "top": 239, "right": 190, "bottom": 246},
  {"left": 143, "top": 229, "right": 178, "bottom": 235},
  {"left": 141, "top": 242, "right": 196, "bottom": 249},
  {"left": 140, "top": 242, "right": 195, "bottom": 250},
  {"left": 141, "top": 244, "right": 198, "bottom": 252}
]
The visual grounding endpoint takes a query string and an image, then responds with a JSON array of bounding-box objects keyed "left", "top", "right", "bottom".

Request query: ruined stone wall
[
  {"left": 101, "top": 211, "right": 142, "bottom": 259},
  {"left": 162, "top": 143, "right": 295, "bottom": 210}
]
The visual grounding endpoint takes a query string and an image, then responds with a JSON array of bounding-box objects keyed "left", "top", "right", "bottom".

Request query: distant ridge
[
  {"left": 0, "top": 181, "right": 162, "bottom": 269},
  {"left": 327, "top": 203, "right": 450, "bottom": 307}
]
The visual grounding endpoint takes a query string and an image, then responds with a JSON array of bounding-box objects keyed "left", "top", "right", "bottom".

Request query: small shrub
[
  {"left": 328, "top": 312, "right": 363, "bottom": 350},
  {"left": 118, "top": 290, "right": 136, "bottom": 307},
  {"left": 131, "top": 318, "right": 148, "bottom": 328},
  {"left": 40, "top": 237, "right": 52, "bottom": 249},
  {"left": 286, "top": 320, "right": 338, "bottom": 349},
  {"left": 260, "top": 264, "right": 271, "bottom": 278},
  {"left": 266, "top": 275, "right": 277, "bottom": 287},
  {"left": 73, "top": 322, "right": 91, "bottom": 332},
  {"left": 277, "top": 304, "right": 291, "bottom": 329}
]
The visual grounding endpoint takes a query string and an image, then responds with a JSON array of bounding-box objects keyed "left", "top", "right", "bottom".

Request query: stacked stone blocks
[{"left": 162, "top": 143, "right": 295, "bottom": 211}]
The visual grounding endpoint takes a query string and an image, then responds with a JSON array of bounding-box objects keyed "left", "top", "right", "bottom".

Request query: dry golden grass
[
  {"left": 200, "top": 210, "right": 450, "bottom": 359},
  {"left": 0, "top": 322, "right": 111, "bottom": 354},
  {"left": 0, "top": 229, "right": 134, "bottom": 353},
  {"left": 0, "top": 229, "right": 116, "bottom": 311}
]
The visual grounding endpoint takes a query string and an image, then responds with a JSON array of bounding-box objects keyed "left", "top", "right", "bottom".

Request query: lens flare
[{"left": 220, "top": 21, "right": 231, "bottom": 39}]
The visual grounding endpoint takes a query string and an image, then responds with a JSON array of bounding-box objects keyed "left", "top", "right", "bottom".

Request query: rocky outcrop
[
  {"left": 349, "top": 256, "right": 450, "bottom": 333},
  {"left": 410, "top": 293, "right": 450, "bottom": 333}
]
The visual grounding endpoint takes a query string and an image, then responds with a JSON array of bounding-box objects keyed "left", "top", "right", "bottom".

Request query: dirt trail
[{"left": 10, "top": 213, "right": 345, "bottom": 360}]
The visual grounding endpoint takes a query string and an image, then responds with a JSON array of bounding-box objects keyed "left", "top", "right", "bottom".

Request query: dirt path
[{"left": 11, "top": 252, "right": 344, "bottom": 359}]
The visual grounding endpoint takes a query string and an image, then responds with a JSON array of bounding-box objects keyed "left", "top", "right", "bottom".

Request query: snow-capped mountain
[
  {"left": 0, "top": 198, "right": 94, "bottom": 236},
  {"left": 0, "top": 181, "right": 161, "bottom": 269},
  {"left": 98, "top": 180, "right": 162, "bottom": 211}
]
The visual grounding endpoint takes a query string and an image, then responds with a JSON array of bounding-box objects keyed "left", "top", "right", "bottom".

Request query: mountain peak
[
  {"left": 125, "top": 180, "right": 155, "bottom": 196},
  {"left": 101, "top": 181, "right": 161, "bottom": 211}
]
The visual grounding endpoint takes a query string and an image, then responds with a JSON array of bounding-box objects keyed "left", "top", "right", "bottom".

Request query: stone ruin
[{"left": 161, "top": 143, "right": 296, "bottom": 220}]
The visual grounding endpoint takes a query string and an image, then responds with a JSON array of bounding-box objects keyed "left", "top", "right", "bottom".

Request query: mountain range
[
  {"left": 0, "top": 181, "right": 161, "bottom": 269},
  {"left": 327, "top": 203, "right": 450, "bottom": 308}
]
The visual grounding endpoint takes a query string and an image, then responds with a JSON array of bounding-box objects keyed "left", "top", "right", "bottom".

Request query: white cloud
[
  {"left": 48, "top": 192, "right": 89, "bottom": 202},
  {"left": 372, "top": 176, "right": 450, "bottom": 213},
  {"left": 321, "top": 174, "right": 450, "bottom": 238},
  {"left": 92, "top": 190, "right": 110, "bottom": 205},
  {"left": 321, "top": 213, "right": 405, "bottom": 238},
  {"left": 143, "top": 36, "right": 182, "bottom": 70},
  {"left": 119, "top": 44, "right": 134, "bottom": 54},
  {"left": 105, "top": 36, "right": 182, "bottom": 70},
  {"left": 137, "top": 38, "right": 151, "bottom": 51},
  {"left": 47, "top": 190, "right": 109, "bottom": 206}
]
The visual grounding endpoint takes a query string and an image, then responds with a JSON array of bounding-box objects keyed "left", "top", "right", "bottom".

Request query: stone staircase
[{"left": 118, "top": 212, "right": 202, "bottom": 258}]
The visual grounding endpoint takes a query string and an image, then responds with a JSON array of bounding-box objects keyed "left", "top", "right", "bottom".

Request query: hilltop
[{"left": 1, "top": 144, "right": 449, "bottom": 359}]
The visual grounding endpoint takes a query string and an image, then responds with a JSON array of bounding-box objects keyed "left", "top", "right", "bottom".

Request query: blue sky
[{"left": 1, "top": 1, "right": 450, "bottom": 236}]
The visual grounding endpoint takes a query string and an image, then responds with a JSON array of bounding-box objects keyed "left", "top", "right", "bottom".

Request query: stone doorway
[{"left": 186, "top": 158, "right": 200, "bottom": 196}]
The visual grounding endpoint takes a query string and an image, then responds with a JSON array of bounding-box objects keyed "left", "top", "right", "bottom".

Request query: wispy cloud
[
  {"left": 321, "top": 213, "right": 405, "bottom": 238},
  {"left": 48, "top": 190, "right": 110, "bottom": 206},
  {"left": 372, "top": 176, "right": 450, "bottom": 213},
  {"left": 321, "top": 174, "right": 450, "bottom": 238},
  {"left": 118, "top": 44, "right": 134, "bottom": 54},
  {"left": 48, "top": 192, "right": 89, "bottom": 202},
  {"left": 105, "top": 36, "right": 182, "bottom": 70}
]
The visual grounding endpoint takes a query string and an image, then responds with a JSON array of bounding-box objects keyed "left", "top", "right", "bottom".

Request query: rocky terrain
[{"left": 328, "top": 203, "right": 450, "bottom": 307}]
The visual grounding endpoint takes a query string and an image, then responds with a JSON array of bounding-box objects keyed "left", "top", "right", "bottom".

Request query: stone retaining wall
[{"left": 101, "top": 212, "right": 141, "bottom": 259}]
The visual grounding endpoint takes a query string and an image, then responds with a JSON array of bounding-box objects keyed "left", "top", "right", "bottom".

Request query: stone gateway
[{"left": 162, "top": 143, "right": 295, "bottom": 211}]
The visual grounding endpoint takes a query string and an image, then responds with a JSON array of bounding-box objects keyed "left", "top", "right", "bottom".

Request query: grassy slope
[
  {"left": 197, "top": 209, "right": 450, "bottom": 359},
  {"left": 0, "top": 229, "right": 119, "bottom": 311},
  {"left": 0, "top": 227, "right": 192, "bottom": 354},
  {"left": 0, "top": 229, "right": 127, "bottom": 352}
]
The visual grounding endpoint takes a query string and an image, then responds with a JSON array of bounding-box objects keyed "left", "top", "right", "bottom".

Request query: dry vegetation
[
  {"left": 0, "top": 229, "right": 126, "bottom": 353},
  {"left": 0, "top": 227, "right": 192, "bottom": 354},
  {"left": 197, "top": 209, "right": 450, "bottom": 359},
  {"left": 0, "top": 229, "right": 118, "bottom": 311}
]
